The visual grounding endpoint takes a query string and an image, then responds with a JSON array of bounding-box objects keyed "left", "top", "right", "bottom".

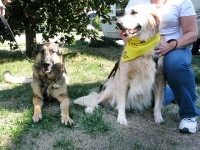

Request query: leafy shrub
[
  {"left": 92, "top": 16, "right": 102, "bottom": 30},
  {"left": 75, "top": 39, "right": 89, "bottom": 46},
  {"left": 89, "top": 37, "right": 105, "bottom": 47}
]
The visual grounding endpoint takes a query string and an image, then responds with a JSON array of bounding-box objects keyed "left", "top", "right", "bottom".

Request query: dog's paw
[
  {"left": 73, "top": 92, "right": 99, "bottom": 106},
  {"left": 61, "top": 116, "right": 73, "bottom": 125},
  {"left": 85, "top": 105, "right": 99, "bottom": 113},
  {"left": 117, "top": 116, "right": 128, "bottom": 125},
  {"left": 32, "top": 113, "right": 42, "bottom": 123},
  {"left": 154, "top": 114, "right": 164, "bottom": 124},
  {"left": 85, "top": 107, "right": 94, "bottom": 113}
]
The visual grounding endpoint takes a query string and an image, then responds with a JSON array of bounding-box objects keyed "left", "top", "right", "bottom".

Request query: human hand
[
  {"left": 155, "top": 36, "right": 177, "bottom": 56},
  {"left": 0, "top": 1, "right": 5, "bottom": 15}
]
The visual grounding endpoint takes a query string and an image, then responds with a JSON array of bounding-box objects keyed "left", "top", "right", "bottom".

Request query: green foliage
[
  {"left": 92, "top": 16, "right": 102, "bottom": 30},
  {"left": 0, "top": 0, "right": 125, "bottom": 55},
  {"left": 89, "top": 36, "right": 120, "bottom": 48},
  {"left": 75, "top": 39, "right": 89, "bottom": 46}
]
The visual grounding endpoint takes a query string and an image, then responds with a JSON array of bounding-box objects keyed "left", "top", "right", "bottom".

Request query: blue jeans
[{"left": 163, "top": 46, "right": 200, "bottom": 119}]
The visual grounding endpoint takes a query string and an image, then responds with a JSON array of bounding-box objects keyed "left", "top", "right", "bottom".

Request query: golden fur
[
  {"left": 74, "top": 5, "right": 165, "bottom": 125},
  {"left": 3, "top": 42, "right": 73, "bottom": 125}
]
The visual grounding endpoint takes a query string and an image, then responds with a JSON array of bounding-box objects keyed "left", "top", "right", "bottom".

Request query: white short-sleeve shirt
[{"left": 125, "top": 0, "right": 196, "bottom": 41}]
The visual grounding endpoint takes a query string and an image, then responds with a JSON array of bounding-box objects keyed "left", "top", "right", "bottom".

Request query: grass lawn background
[{"left": 0, "top": 38, "right": 200, "bottom": 150}]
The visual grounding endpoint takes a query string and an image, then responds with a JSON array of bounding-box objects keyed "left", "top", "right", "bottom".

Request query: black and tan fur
[{"left": 3, "top": 42, "right": 73, "bottom": 125}]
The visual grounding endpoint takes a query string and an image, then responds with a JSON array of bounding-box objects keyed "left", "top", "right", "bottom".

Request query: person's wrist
[{"left": 167, "top": 39, "right": 178, "bottom": 50}]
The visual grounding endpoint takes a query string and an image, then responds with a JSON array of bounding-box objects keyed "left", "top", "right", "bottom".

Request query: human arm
[
  {"left": 156, "top": 15, "right": 198, "bottom": 56},
  {"left": 177, "top": 16, "right": 198, "bottom": 48}
]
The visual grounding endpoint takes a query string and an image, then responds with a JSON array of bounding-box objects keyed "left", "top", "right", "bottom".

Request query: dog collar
[{"left": 122, "top": 33, "right": 161, "bottom": 62}]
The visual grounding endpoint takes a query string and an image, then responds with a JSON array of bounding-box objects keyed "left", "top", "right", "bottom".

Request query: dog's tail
[{"left": 3, "top": 71, "right": 33, "bottom": 84}]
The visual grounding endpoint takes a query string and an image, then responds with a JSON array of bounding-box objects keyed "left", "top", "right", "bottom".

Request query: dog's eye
[
  {"left": 131, "top": 10, "right": 137, "bottom": 15},
  {"left": 40, "top": 50, "right": 44, "bottom": 54},
  {"left": 34, "top": 50, "right": 39, "bottom": 54},
  {"left": 51, "top": 50, "right": 56, "bottom": 54}
]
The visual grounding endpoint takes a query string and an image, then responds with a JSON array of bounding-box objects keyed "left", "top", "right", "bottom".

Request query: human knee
[{"left": 163, "top": 56, "right": 192, "bottom": 75}]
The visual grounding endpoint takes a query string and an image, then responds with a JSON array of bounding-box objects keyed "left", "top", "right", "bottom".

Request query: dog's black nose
[
  {"left": 43, "top": 63, "right": 50, "bottom": 68},
  {"left": 116, "top": 20, "right": 124, "bottom": 30}
]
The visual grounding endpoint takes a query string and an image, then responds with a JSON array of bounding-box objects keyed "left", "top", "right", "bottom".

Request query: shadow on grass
[
  {"left": 0, "top": 50, "right": 32, "bottom": 63},
  {"left": 0, "top": 43, "right": 123, "bottom": 64},
  {"left": 1, "top": 42, "right": 198, "bottom": 66},
  {"left": 0, "top": 81, "right": 103, "bottom": 149},
  {"left": 63, "top": 44, "right": 123, "bottom": 62}
]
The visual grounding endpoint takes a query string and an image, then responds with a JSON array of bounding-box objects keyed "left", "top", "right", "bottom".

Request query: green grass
[
  {"left": 192, "top": 55, "right": 200, "bottom": 95},
  {"left": 53, "top": 136, "right": 74, "bottom": 149},
  {"left": 0, "top": 39, "right": 200, "bottom": 150},
  {"left": 81, "top": 108, "right": 111, "bottom": 137},
  {"left": 0, "top": 39, "right": 122, "bottom": 149}
]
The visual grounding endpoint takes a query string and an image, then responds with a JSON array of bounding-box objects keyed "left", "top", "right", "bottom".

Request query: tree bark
[{"left": 25, "top": 16, "right": 36, "bottom": 57}]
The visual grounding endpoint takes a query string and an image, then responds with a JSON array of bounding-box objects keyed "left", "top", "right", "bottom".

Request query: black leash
[
  {"left": 99, "top": 60, "right": 120, "bottom": 92},
  {"left": 0, "top": 14, "right": 33, "bottom": 62}
]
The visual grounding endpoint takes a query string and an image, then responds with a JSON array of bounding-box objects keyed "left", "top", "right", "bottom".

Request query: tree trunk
[{"left": 25, "top": 16, "right": 36, "bottom": 57}]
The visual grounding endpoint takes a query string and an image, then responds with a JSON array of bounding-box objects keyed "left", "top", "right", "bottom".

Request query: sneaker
[{"left": 179, "top": 117, "right": 198, "bottom": 134}]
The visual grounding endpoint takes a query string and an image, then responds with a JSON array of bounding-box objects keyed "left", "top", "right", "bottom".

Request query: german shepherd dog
[
  {"left": 74, "top": 5, "right": 165, "bottom": 125},
  {"left": 3, "top": 42, "right": 73, "bottom": 125}
]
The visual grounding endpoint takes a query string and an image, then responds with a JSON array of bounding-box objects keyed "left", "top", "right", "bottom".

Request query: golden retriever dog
[
  {"left": 74, "top": 5, "right": 165, "bottom": 125},
  {"left": 3, "top": 42, "right": 73, "bottom": 125}
]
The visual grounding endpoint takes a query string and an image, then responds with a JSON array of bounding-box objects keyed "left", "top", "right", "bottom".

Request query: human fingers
[{"left": 0, "top": 7, "right": 5, "bottom": 15}]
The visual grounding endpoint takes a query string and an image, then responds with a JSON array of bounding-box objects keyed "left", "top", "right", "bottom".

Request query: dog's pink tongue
[
  {"left": 128, "top": 29, "right": 135, "bottom": 34},
  {"left": 121, "top": 30, "right": 127, "bottom": 35},
  {"left": 121, "top": 29, "right": 136, "bottom": 35},
  {"left": 44, "top": 68, "right": 51, "bottom": 73}
]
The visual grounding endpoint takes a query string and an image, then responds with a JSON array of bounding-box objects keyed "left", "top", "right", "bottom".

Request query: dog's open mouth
[
  {"left": 116, "top": 23, "right": 142, "bottom": 37},
  {"left": 42, "top": 67, "right": 52, "bottom": 74},
  {"left": 41, "top": 62, "right": 53, "bottom": 74}
]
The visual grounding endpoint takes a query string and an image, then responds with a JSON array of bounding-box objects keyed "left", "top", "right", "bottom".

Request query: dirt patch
[{"left": 7, "top": 100, "right": 200, "bottom": 150}]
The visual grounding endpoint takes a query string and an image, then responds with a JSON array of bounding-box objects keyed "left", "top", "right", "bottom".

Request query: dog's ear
[
  {"left": 54, "top": 41, "right": 64, "bottom": 54},
  {"left": 57, "top": 41, "right": 64, "bottom": 54},
  {"left": 35, "top": 43, "right": 41, "bottom": 54},
  {"left": 58, "top": 43, "right": 64, "bottom": 55},
  {"left": 59, "top": 41, "right": 65, "bottom": 48},
  {"left": 151, "top": 13, "right": 161, "bottom": 27},
  {"left": 148, "top": 5, "right": 161, "bottom": 29},
  {"left": 58, "top": 47, "right": 63, "bottom": 55}
]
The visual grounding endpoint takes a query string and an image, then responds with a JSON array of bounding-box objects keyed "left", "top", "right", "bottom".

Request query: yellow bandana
[{"left": 122, "top": 33, "right": 161, "bottom": 62}]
